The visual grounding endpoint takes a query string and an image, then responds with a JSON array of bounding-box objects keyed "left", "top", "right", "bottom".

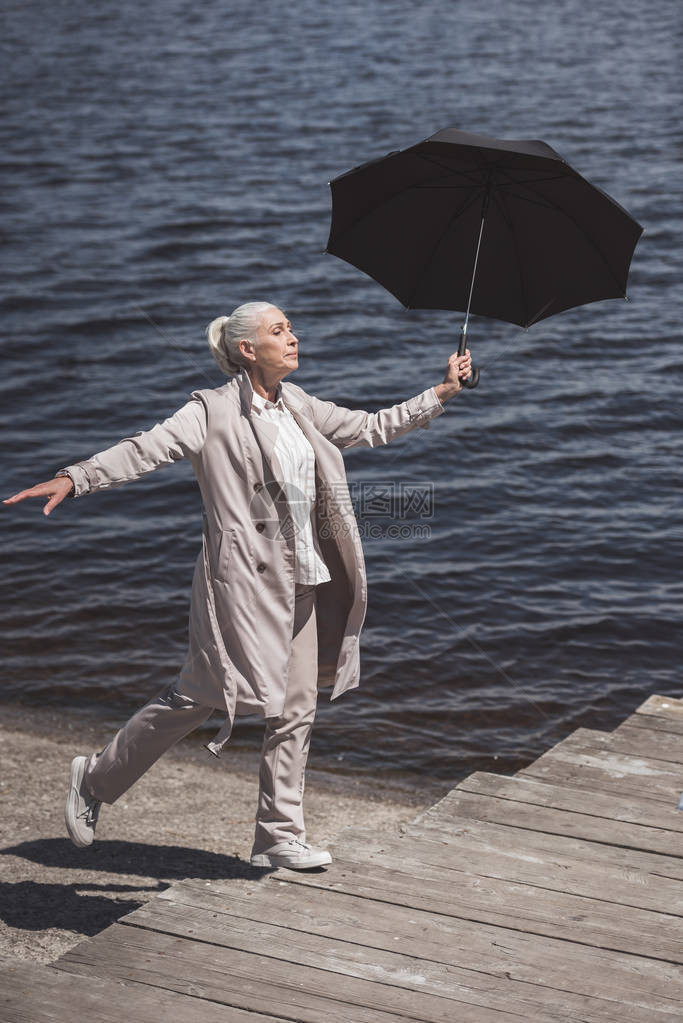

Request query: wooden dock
[{"left": 2, "top": 693, "right": 682, "bottom": 1022}]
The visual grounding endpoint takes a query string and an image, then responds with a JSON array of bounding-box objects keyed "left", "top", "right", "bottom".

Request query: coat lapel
[
  {"left": 237, "top": 368, "right": 337, "bottom": 499},
  {"left": 237, "top": 369, "right": 285, "bottom": 482},
  {"left": 279, "top": 386, "right": 322, "bottom": 458}
]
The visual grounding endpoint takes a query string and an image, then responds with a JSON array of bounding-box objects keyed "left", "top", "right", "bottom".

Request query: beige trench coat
[{"left": 59, "top": 369, "right": 446, "bottom": 754}]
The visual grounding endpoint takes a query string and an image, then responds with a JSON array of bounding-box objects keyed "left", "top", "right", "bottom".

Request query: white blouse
[{"left": 246, "top": 374, "right": 332, "bottom": 586}]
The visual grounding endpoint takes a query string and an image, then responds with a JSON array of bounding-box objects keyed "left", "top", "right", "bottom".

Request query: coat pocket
[{"left": 214, "top": 528, "right": 236, "bottom": 584}]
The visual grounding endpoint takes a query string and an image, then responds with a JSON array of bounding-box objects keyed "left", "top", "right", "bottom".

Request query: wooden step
[{"left": 0, "top": 953, "right": 279, "bottom": 1023}]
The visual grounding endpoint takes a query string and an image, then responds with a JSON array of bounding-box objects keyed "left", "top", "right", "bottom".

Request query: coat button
[
  {"left": 255, "top": 522, "right": 265, "bottom": 533},
  {"left": 253, "top": 482, "right": 263, "bottom": 492},
  {"left": 257, "top": 562, "right": 266, "bottom": 573}
]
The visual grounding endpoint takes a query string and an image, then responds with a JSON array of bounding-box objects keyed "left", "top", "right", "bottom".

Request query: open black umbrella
[{"left": 326, "top": 127, "right": 643, "bottom": 387}]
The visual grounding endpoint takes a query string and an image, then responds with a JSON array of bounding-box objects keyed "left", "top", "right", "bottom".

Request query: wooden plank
[
  {"left": 414, "top": 774, "right": 683, "bottom": 858},
  {"left": 152, "top": 879, "right": 683, "bottom": 1019},
  {"left": 518, "top": 742, "right": 683, "bottom": 805},
  {"left": 328, "top": 824, "right": 683, "bottom": 916},
  {"left": 615, "top": 713, "right": 683, "bottom": 739},
  {"left": 530, "top": 729, "right": 683, "bottom": 780},
  {"left": 112, "top": 888, "right": 678, "bottom": 1023},
  {"left": 0, "top": 955, "right": 279, "bottom": 1023},
  {"left": 451, "top": 769, "right": 683, "bottom": 838},
  {"left": 54, "top": 922, "right": 552, "bottom": 1023},
  {"left": 410, "top": 809, "right": 683, "bottom": 881},
  {"left": 609, "top": 720, "right": 683, "bottom": 761},
  {"left": 278, "top": 856, "right": 683, "bottom": 962},
  {"left": 567, "top": 728, "right": 683, "bottom": 767},
  {"left": 636, "top": 695, "right": 683, "bottom": 719}
]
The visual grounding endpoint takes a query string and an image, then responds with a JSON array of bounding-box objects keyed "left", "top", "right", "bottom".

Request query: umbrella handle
[
  {"left": 457, "top": 328, "right": 480, "bottom": 389},
  {"left": 460, "top": 366, "right": 480, "bottom": 389}
]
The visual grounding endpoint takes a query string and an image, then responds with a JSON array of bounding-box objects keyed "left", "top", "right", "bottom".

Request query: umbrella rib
[
  {"left": 328, "top": 172, "right": 482, "bottom": 252},
  {"left": 415, "top": 172, "right": 570, "bottom": 191},
  {"left": 412, "top": 178, "right": 566, "bottom": 192},
  {"left": 413, "top": 183, "right": 482, "bottom": 190},
  {"left": 492, "top": 190, "right": 531, "bottom": 328},
  {"left": 417, "top": 151, "right": 570, "bottom": 188},
  {"left": 404, "top": 189, "right": 484, "bottom": 309},
  {"left": 421, "top": 160, "right": 630, "bottom": 296},
  {"left": 494, "top": 178, "right": 628, "bottom": 297},
  {"left": 497, "top": 172, "right": 569, "bottom": 187},
  {"left": 414, "top": 151, "right": 486, "bottom": 187}
]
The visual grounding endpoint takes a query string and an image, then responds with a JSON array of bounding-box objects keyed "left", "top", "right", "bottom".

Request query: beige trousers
[{"left": 84, "top": 583, "right": 319, "bottom": 855}]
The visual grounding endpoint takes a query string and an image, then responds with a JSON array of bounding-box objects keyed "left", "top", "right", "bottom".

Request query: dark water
[{"left": 2, "top": 0, "right": 681, "bottom": 783}]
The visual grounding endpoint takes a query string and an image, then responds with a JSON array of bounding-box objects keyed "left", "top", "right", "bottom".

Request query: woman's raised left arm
[{"left": 302, "top": 348, "right": 472, "bottom": 451}]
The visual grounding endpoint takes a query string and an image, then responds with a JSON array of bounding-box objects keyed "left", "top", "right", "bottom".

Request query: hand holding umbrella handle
[
  {"left": 458, "top": 328, "right": 480, "bottom": 389},
  {"left": 460, "top": 366, "right": 480, "bottom": 389}
]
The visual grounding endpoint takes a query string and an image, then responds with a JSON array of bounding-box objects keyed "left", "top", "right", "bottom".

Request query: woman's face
[{"left": 242, "top": 305, "right": 299, "bottom": 379}]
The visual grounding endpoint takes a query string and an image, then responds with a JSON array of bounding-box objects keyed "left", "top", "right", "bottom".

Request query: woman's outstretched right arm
[{"left": 3, "top": 393, "right": 207, "bottom": 517}]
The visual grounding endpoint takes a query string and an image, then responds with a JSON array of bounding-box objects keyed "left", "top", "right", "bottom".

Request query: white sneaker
[
  {"left": 251, "top": 838, "right": 332, "bottom": 870},
  {"left": 65, "top": 755, "right": 101, "bottom": 848}
]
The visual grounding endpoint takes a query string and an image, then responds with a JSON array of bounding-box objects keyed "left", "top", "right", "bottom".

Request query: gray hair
[{"left": 206, "top": 301, "right": 275, "bottom": 376}]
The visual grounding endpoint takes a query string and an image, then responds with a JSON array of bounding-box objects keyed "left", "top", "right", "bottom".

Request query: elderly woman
[{"left": 3, "top": 302, "right": 472, "bottom": 870}]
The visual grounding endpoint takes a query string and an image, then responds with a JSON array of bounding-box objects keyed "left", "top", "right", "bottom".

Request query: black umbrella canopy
[{"left": 327, "top": 127, "right": 643, "bottom": 329}]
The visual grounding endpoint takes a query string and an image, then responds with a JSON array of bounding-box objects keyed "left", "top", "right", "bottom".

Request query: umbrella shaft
[{"left": 463, "top": 211, "right": 486, "bottom": 335}]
